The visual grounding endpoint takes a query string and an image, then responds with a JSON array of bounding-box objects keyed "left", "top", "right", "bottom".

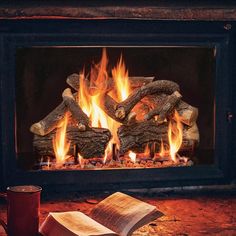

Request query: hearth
[
  {"left": 25, "top": 47, "right": 202, "bottom": 171},
  {"left": 0, "top": 3, "right": 235, "bottom": 191}
]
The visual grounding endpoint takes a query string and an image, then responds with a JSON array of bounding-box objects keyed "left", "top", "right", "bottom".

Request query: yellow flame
[
  {"left": 112, "top": 54, "right": 130, "bottom": 102},
  {"left": 143, "top": 143, "right": 150, "bottom": 157},
  {"left": 168, "top": 110, "right": 183, "bottom": 162},
  {"left": 159, "top": 139, "right": 165, "bottom": 157},
  {"left": 78, "top": 48, "right": 132, "bottom": 162},
  {"left": 52, "top": 113, "right": 70, "bottom": 166},
  {"left": 78, "top": 154, "right": 85, "bottom": 169},
  {"left": 128, "top": 151, "right": 136, "bottom": 163}
]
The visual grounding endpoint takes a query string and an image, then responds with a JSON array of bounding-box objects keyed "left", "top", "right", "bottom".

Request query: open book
[{"left": 39, "top": 192, "right": 163, "bottom": 236}]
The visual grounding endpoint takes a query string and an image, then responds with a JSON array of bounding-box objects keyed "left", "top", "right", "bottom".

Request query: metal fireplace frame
[{"left": 0, "top": 3, "right": 235, "bottom": 191}]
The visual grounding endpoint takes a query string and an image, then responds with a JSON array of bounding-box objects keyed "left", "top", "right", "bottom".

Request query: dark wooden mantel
[{"left": 0, "top": 1, "right": 236, "bottom": 20}]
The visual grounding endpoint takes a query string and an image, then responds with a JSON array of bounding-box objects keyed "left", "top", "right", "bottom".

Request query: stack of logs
[{"left": 30, "top": 73, "right": 199, "bottom": 160}]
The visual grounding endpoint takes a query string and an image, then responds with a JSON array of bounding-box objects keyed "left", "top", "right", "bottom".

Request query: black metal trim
[{"left": 0, "top": 19, "right": 234, "bottom": 191}]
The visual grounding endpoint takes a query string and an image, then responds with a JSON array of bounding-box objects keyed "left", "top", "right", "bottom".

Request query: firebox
[
  {"left": 17, "top": 47, "right": 212, "bottom": 170},
  {"left": 0, "top": 7, "right": 235, "bottom": 191}
]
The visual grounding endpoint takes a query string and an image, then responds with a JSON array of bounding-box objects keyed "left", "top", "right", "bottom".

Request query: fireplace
[
  {"left": 18, "top": 46, "right": 210, "bottom": 169},
  {"left": 0, "top": 3, "right": 235, "bottom": 191}
]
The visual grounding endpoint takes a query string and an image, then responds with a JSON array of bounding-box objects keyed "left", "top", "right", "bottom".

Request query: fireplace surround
[{"left": 0, "top": 2, "right": 235, "bottom": 192}]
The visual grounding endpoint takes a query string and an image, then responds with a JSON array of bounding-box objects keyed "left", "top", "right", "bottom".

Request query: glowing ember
[
  {"left": 168, "top": 110, "right": 183, "bottom": 162},
  {"left": 52, "top": 113, "right": 70, "bottom": 166},
  {"left": 128, "top": 151, "right": 137, "bottom": 163}
]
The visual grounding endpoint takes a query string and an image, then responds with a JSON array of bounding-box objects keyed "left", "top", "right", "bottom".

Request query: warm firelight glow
[
  {"left": 112, "top": 54, "right": 130, "bottom": 102},
  {"left": 168, "top": 110, "right": 183, "bottom": 162},
  {"left": 78, "top": 48, "right": 132, "bottom": 162},
  {"left": 143, "top": 144, "right": 150, "bottom": 157},
  {"left": 159, "top": 139, "right": 166, "bottom": 157},
  {"left": 78, "top": 154, "right": 85, "bottom": 169},
  {"left": 128, "top": 151, "right": 137, "bottom": 163},
  {"left": 53, "top": 113, "right": 70, "bottom": 166}
]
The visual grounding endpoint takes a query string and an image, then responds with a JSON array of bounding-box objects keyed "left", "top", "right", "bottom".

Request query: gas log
[
  {"left": 31, "top": 71, "right": 199, "bottom": 160},
  {"left": 175, "top": 101, "right": 198, "bottom": 126},
  {"left": 62, "top": 88, "right": 90, "bottom": 131},
  {"left": 33, "top": 127, "right": 111, "bottom": 158},
  {"left": 117, "top": 120, "right": 199, "bottom": 155},
  {"left": 145, "top": 96, "right": 198, "bottom": 126},
  {"left": 30, "top": 88, "right": 90, "bottom": 136},
  {"left": 66, "top": 73, "right": 154, "bottom": 124},
  {"left": 67, "top": 73, "right": 182, "bottom": 125},
  {"left": 144, "top": 91, "right": 182, "bottom": 122},
  {"left": 30, "top": 101, "right": 68, "bottom": 136},
  {"left": 115, "top": 80, "right": 180, "bottom": 120}
]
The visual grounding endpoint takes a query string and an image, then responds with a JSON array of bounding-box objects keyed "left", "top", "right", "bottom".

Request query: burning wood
[
  {"left": 30, "top": 48, "right": 200, "bottom": 168},
  {"left": 144, "top": 91, "right": 182, "bottom": 122},
  {"left": 30, "top": 101, "right": 68, "bottom": 136},
  {"left": 114, "top": 80, "right": 180, "bottom": 120},
  {"left": 118, "top": 119, "right": 199, "bottom": 156},
  {"left": 62, "top": 88, "right": 89, "bottom": 131},
  {"left": 33, "top": 126, "right": 111, "bottom": 159}
]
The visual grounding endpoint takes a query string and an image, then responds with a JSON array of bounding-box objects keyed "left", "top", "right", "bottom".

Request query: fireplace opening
[{"left": 15, "top": 46, "right": 215, "bottom": 171}]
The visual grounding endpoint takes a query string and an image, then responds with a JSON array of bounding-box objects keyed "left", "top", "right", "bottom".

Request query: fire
[
  {"left": 143, "top": 144, "right": 150, "bottom": 157},
  {"left": 168, "top": 110, "right": 183, "bottom": 162},
  {"left": 78, "top": 154, "right": 85, "bottom": 169},
  {"left": 128, "top": 151, "right": 137, "bottom": 163},
  {"left": 52, "top": 113, "right": 70, "bottom": 166},
  {"left": 112, "top": 54, "right": 130, "bottom": 101},
  {"left": 159, "top": 139, "right": 166, "bottom": 157},
  {"left": 78, "top": 48, "right": 132, "bottom": 162}
]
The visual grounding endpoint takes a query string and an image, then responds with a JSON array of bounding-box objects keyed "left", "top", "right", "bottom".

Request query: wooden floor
[{"left": 1, "top": 191, "right": 236, "bottom": 235}]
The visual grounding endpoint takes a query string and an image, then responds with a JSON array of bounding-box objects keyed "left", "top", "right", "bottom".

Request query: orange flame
[
  {"left": 112, "top": 54, "right": 130, "bottom": 102},
  {"left": 128, "top": 151, "right": 136, "bottom": 163},
  {"left": 143, "top": 144, "right": 150, "bottom": 157},
  {"left": 53, "top": 113, "right": 70, "bottom": 166},
  {"left": 168, "top": 110, "right": 183, "bottom": 162},
  {"left": 78, "top": 48, "right": 132, "bottom": 162},
  {"left": 78, "top": 154, "right": 85, "bottom": 169},
  {"left": 159, "top": 139, "right": 165, "bottom": 157}
]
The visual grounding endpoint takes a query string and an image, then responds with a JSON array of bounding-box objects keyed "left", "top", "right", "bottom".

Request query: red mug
[{"left": 0, "top": 185, "right": 42, "bottom": 236}]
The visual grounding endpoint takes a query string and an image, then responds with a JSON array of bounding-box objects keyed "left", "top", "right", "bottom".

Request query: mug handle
[{"left": 0, "top": 193, "right": 8, "bottom": 233}]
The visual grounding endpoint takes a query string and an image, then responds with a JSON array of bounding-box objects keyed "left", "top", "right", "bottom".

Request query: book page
[
  {"left": 90, "top": 192, "right": 163, "bottom": 236},
  {"left": 39, "top": 211, "right": 118, "bottom": 236}
]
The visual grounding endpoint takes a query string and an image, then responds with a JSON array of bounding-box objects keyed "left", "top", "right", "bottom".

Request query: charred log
[
  {"left": 115, "top": 80, "right": 180, "bottom": 120},
  {"left": 118, "top": 120, "right": 199, "bottom": 155},
  {"left": 30, "top": 102, "right": 67, "bottom": 136},
  {"left": 118, "top": 121, "right": 168, "bottom": 154},
  {"left": 176, "top": 101, "right": 198, "bottom": 126},
  {"left": 62, "top": 88, "right": 90, "bottom": 131},
  {"left": 33, "top": 126, "right": 112, "bottom": 158},
  {"left": 145, "top": 91, "right": 182, "bottom": 122}
]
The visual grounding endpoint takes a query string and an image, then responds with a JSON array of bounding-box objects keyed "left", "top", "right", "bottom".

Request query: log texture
[
  {"left": 145, "top": 91, "right": 182, "bottom": 122},
  {"left": 176, "top": 101, "right": 198, "bottom": 126},
  {"left": 62, "top": 88, "right": 89, "bottom": 130},
  {"left": 118, "top": 120, "right": 199, "bottom": 155},
  {"left": 115, "top": 80, "right": 180, "bottom": 120},
  {"left": 66, "top": 73, "right": 154, "bottom": 124},
  {"left": 30, "top": 102, "right": 67, "bottom": 136},
  {"left": 33, "top": 126, "right": 112, "bottom": 158}
]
